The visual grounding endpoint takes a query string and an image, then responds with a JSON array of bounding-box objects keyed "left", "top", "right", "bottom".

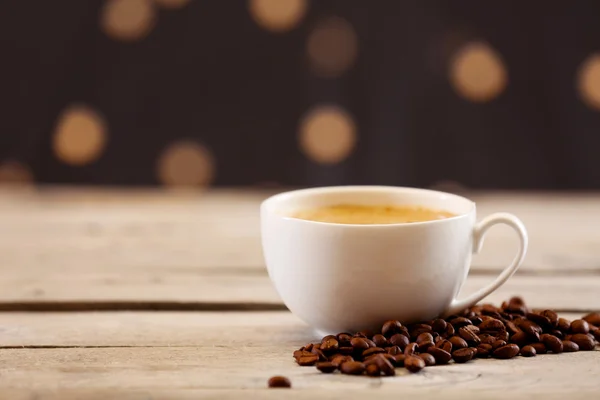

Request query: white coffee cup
[{"left": 261, "top": 186, "right": 528, "bottom": 334}]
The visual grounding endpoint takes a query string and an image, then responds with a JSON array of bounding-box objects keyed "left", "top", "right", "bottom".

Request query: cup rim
[{"left": 261, "top": 185, "right": 475, "bottom": 228}]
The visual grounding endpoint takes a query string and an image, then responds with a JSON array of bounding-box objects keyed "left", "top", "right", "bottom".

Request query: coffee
[
  {"left": 291, "top": 204, "right": 455, "bottom": 224},
  {"left": 290, "top": 297, "right": 600, "bottom": 377}
]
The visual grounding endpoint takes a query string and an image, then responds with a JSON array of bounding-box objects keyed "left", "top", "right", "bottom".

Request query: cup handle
[{"left": 444, "top": 212, "right": 528, "bottom": 317}]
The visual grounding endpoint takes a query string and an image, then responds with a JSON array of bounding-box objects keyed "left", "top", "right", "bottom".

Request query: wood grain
[
  {"left": 0, "top": 188, "right": 599, "bottom": 274},
  {"left": 1, "top": 271, "right": 599, "bottom": 312},
  {"left": 0, "top": 311, "right": 587, "bottom": 348}
]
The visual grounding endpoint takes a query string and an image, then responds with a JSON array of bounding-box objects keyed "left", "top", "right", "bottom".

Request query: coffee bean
[
  {"left": 338, "top": 346, "right": 354, "bottom": 355},
  {"left": 471, "top": 316, "right": 484, "bottom": 325},
  {"left": 432, "top": 318, "right": 447, "bottom": 333},
  {"left": 510, "top": 331, "right": 529, "bottom": 348},
  {"left": 570, "top": 333, "right": 596, "bottom": 351},
  {"left": 416, "top": 332, "right": 434, "bottom": 344},
  {"left": 520, "top": 345, "right": 536, "bottom": 357},
  {"left": 492, "top": 340, "right": 507, "bottom": 350},
  {"left": 476, "top": 344, "right": 492, "bottom": 358},
  {"left": 372, "top": 334, "right": 389, "bottom": 348},
  {"left": 418, "top": 341, "right": 435, "bottom": 352},
  {"left": 450, "top": 317, "right": 472, "bottom": 328},
  {"left": 550, "top": 330, "right": 564, "bottom": 339},
  {"left": 493, "top": 344, "right": 520, "bottom": 359},
  {"left": 321, "top": 337, "right": 339, "bottom": 352},
  {"left": 508, "top": 296, "right": 525, "bottom": 307},
  {"left": 311, "top": 347, "right": 327, "bottom": 361},
  {"left": 410, "top": 324, "right": 433, "bottom": 340},
  {"left": 592, "top": 329, "right": 600, "bottom": 342},
  {"left": 437, "top": 339, "right": 453, "bottom": 353},
  {"left": 392, "top": 354, "right": 405, "bottom": 367},
  {"left": 298, "top": 353, "right": 320, "bottom": 366},
  {"left": 374, "top": 354, "right": 396, "bottom": 376},
  {"left": 316, "top": 361, "right": 337, "bottom": 373},
  {"left": 418, "top": 353, "right": 436, "bottom": 366},
  {"left": 350, "top": 337, "right": 371, "bottom": 351},
  {"left": 362, "top": 347, "right": 386, "bottom": 358},
  {"left": 583, "top": 312, "right": 600, "bottom": 327},
  {"left": 358, "top": 330, "right": 375, "bottom": 339},
  {"left": 483, "top": 310, "right": 504, "bottom": 320},
  {"left": 366, "top": 352, "right": 395, "bottom": 364},
  {"left": 495, "top": 331, "right": 510, "bottom": 342},
  {"left": 517, "top": 319, "right": 542, "bottom": 338},
  {"left": 571, "top": 319, "right": 590, "bottom": 334},
  {"left": 541, "top": 334, "right": 563, "bottom": 353},
  {"left": 562, "top": 340, "right": 579, "bottom": 352},
  {"left": 294, "top": 350, "right": 312, "bottom": 360},
  {"left": 300, "top": 343, "right": 313, "bottom": 352},
  {"left": 404, "top": 342, "right": 418, "bottom": 356},
  {"left": 526, "top": 312, "right": 552, "bottom": 329},
  {"left": 404, "top": 355, "right": 426, "bottom": 373},
  {"left": 458, "top": 327, "right": 480, "bottom": 345},
  {"left": 449, "top": 335, "right": 468, "bottom": 350},
  {"left": 505, "top": 320, "right": 521, "bottom": 335},
  {"left": 331, "top": 355, "right": 353, "bottom": 367},
  {"left": 479, "top": 318, "right": 505, "bottom": 331},
  {"left": 268, "top": 376, "right": 291, "bottom": 388},
  {"left": 466, "top": 325, "right": 481, "bottom": 335},
  {"left": 337, "top": 333, "right": 352, "bottom": 346},
  {"left": 427, "top": 347, "right": 452, "bottom": 364},
  {"left": 365, "top": 363, "right": 380, "bottom": 377},
  {"left": 388, "top": 345, "right": 402, "bottom": 355},
  {"left": 504, "top": 302, "right": 527, "bottom": 316},
  {"left": 478, "top": 334, "right": 496, "bottom": 346},
  {"left": 452, "top": 348, "right": 475, "bottom": 363},
  {"left": 381, "top": 320, "right": 404, "bottom": 337},
  {"left": 530, "top": 343, "right": 547, "bottom": 354},
  {"left": 340, "top": 361, "right": 366, "bottom": 375},
  {"left": 444, "top": 323, "right": 455, "bottom": 337},
  {"left": 389, "top": 333, "right": 409, "bottom": 349},
  {"left": 540, "top": 310, "right": 559, "bottom": 328},
  {"left": 557, "top": 318, "right": 571, "bottom": 333},
  {"left": 365, "top": 338, "right": 377, "bottom": 348}
]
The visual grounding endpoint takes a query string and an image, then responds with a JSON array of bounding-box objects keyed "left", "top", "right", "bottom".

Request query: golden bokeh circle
[
  {"left": 53, "top": 105, "right": 108, "bottom": 166},
  {"left": 577, "top": 54, "right": 600, "bottom": 110},
  {"left": 307, "top": 17, "right": 358, "bottom": 78},
  {"left": 157, "top": 140, "right": 215, "bottom": 187},
  {"left": 0, "top": 161, "right": 33, "bottom": 184},
  {"left": 449, "top": 41, "right": 508, "bottom": 102},
  {"left": 248, "top": 0, "right": 307, "bottom": 33},
  {"left": 154, "top": 0, "right": 191, "bottom": 9},
  {"left": 299, "top": 105, "right": 357, "bottom": 164},
  {"left": 101, "top": 0, "right": 157, "bottom": 42}
]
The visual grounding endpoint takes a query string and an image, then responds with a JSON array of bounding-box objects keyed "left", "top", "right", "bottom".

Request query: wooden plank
[
  {"left": 0, "top": 311, "right": 588, "bottom": 348},
  {"left": 0, "top": 188, "right": 599, "bottom": 274},
  {"left": 0, "top": 271, "right": 598, "bottom": 312},
  {"left": 0, "top": 312, "right": 598, "bottom": 399}
]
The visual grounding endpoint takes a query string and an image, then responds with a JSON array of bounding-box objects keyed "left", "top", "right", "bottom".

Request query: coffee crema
[{"left": 291, "top": 204, "right": 455, "bottom": 224}]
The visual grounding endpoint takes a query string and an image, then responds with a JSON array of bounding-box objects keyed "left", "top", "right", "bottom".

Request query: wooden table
[{"left": 1, "top": 187, "right": 599, "bottom": 399}]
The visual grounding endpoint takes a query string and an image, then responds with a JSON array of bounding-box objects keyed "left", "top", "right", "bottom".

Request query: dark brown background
[{"left": 1, "top": 0, "right": 600, "bottom": 189}]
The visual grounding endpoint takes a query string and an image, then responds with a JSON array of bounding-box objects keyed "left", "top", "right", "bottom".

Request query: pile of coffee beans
[{"left": 292, "top": 298, "right": 600, "bottom": 377}]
